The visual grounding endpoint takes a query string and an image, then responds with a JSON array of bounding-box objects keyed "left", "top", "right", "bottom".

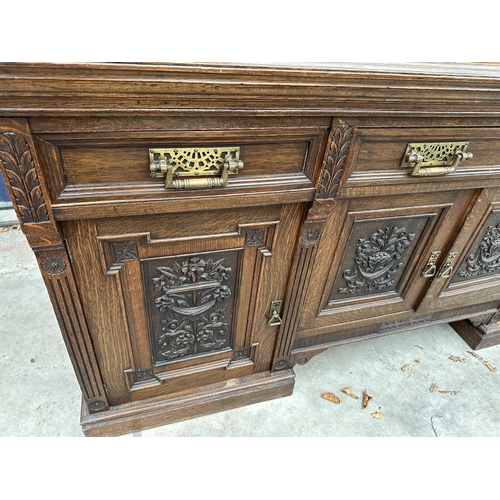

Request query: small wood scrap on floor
[
  {"left": 362, "top": 390, "right": 372, "bottom": 409},
  {"left": 341, "top": 387, "right": 359, "bottom": 399},
  {"left": 466, "top": 351, "right": 497, "bottom": 372},
  {"left": 483, "top": 361, "right": 497, "bottom": 372},
  {"left": 467, "top": 350, "right": 482, "bottom": 359},
  {"left": 0, "top": 224, "right": 19, "bottom": 232},
  {"left": 321, "top": 392, "right": 340, "bottom": 404}
]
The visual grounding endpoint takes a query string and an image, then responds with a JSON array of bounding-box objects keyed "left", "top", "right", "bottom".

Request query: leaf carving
[
  {"left": 318, "top": 122, "right": 353, "bottom": 200},
  {"left": 0, "top": 131, "right": 49, "bottom": 224}
]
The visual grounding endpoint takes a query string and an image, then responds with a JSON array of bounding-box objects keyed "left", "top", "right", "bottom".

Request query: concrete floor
[{"left": 2, "top": 209, "right": 500, "bottom": 437}]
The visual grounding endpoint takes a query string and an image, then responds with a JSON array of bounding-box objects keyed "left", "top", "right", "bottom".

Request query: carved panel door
[
  {"left": 62, "top": 203, "right": 303, "bottom": 406},
  {"left": 294, "top": 189, "right": 478, "bottom": 341},
  {"left": 418, "top": 187, "right": 500, "bottom": 312}
]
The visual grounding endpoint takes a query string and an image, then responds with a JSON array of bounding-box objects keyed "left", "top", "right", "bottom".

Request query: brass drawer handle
[
  {"left": 401, "top": 142, "right": 473, "bottom": 177},
  {"left": 149, "top": 147, "right": 243, "bottom": 189}
]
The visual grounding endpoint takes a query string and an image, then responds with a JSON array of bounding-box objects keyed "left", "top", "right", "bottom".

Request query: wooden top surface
[{"left": 1, "top": 63, "right": 500, "bottom": 116}]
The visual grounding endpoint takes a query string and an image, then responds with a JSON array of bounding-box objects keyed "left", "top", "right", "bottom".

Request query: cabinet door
[
  {"left": 418, "top": 188, "right": 500, "bottom": 311},
  {"left": 295, "top": 189, "right": 477, "bottom": 341},
  {"left": 63, "top": 203, "right": 303, "bottom": 406}
]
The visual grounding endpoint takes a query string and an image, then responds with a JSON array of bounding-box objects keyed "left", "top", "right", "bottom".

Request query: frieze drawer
[
  {"left": 340, "top": 125, "right": 500, "bottom": 198},
  {"left": 29, "top": 115, "right": 331, "bottom": 219}
]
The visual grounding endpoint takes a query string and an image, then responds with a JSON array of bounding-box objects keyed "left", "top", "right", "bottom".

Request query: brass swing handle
[
  {"left": 149, "top": 147, "right": 243, "bottom": 189},
  {"left": 163, "top": 159, "right": 243, "bottom": 189},
  {"left": 407, "top": 150, "right": 473, "bottom": 177}
]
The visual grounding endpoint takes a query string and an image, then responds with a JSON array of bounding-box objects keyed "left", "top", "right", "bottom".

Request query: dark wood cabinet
[{"left": 2, "top": 63, "right": 500, "bottom": 435}]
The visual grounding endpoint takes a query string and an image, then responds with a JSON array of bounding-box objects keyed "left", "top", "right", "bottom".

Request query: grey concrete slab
[
  {"left": 140, "top": 324, "right": 500, "bottom": 437},
  {"left": 0, "top": 228, "right": 83, "bottom": 436},
  {"left": 1, "top": 226, "right": 500, "bottom": 437},
  {"left": 0, "top": 209, "right": 17, "bottom": 225}
]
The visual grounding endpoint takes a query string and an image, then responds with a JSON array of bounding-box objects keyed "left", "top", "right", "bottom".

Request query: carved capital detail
[
  {"left": 135, "top": 369, "right": 156, "bottom": 382},
  {"left": 232, "top": 347, "right": 250, "bottom": 362},
  {"left": 0, "top": 131, "right": 49, "bottom": 224},
  {"left": 113, "top": 240, "right": 139, "bottom": 262},
  {"left": 245, "top": 229, "right": 265, "bottom": 247},
  {"left": 318, "top": 122, "right": 353, "bottom": 200}
]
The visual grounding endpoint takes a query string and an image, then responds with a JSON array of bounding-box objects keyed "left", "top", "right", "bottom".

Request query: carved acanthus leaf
[
  {"left": 318, "top": 123, "right": 353, "bottom": 200},
  {"left": 0, "top": 131, "right": 49, "bottom": 223}
]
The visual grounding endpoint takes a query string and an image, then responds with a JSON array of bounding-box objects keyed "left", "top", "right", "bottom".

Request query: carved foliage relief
[
  {"left": 145, "top": 251, "right": 238, "bottom": 363},
  {"left": 318, "top": 122, "right": 353, "bottom": 200},
  {"left": 339, "top": 224, "right": 415, "bottom": 295},
  {"left": 330, "top": 221, "right": 418, "bottom": 302},
  {"left": 0, "top": 131, "right": 49, "bottom": 224},
  {"left": 456, "top": 217, "right": 500, "bottom": 280}
]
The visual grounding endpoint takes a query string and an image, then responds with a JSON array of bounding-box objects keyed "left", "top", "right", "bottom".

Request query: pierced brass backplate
[
  {"left": 149, "top": 147, "right": 241, "bottom": 177},
  {"left": 421, "top": 251, "right": 441, "bottom": 278},
  {"left": 400, "top": 142, "right": 472, "bottom": 177},
  {"left": 149, "top": 146, "right": 243, "bottom": 190},
  {"left": 268, "top": 300, "right": 283, "bottom": 326},
  {"left": 401, "top": 142, "right": 469, "bottom": 168},
  {"left": 437, "top": 252, "right": 458, "bottom": 278}
]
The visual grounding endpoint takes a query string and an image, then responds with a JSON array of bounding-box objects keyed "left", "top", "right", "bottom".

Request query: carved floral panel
[
  {"left": 328, "top": 216, "right": 430, "bottom": 304},
  {"left": 143, "top": 250, "right": 239, "bottom": 363},
  {"left": 453, "top": 211, "right": 500, "bottom": 283}
]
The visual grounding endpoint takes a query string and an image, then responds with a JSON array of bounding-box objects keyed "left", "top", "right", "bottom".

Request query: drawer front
[
  {"left": 340, "top": 125, "right": 500, "bottom": 197},
  {"left": 30, "top": 116, "right": 331, "bottom": 219}
]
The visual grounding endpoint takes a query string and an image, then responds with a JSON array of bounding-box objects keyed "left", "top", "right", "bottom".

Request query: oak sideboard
[{"left": 2, "top": 63, "right": 500, "bottom": 436}]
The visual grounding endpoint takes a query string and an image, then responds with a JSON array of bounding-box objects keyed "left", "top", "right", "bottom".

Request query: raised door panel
[
  {"left": 63, "top": 203, "right": 303, "bottom": 405},
  {"left": 295, "top": 190, "right": 478, "bottom": 340},
  {"left": 418, "top": 188, "right": 500, "bottom": 311}
]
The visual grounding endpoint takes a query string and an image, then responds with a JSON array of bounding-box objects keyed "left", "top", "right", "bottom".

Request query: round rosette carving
[
  {"left": 301, "top": 228, "right": 320, "bottom": 245},
  {"left": 41, "top": 255, "right": 67, "bottom": 275},
  {"left": 274, "top": 359, "right": 288, "bottom": 370}
]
